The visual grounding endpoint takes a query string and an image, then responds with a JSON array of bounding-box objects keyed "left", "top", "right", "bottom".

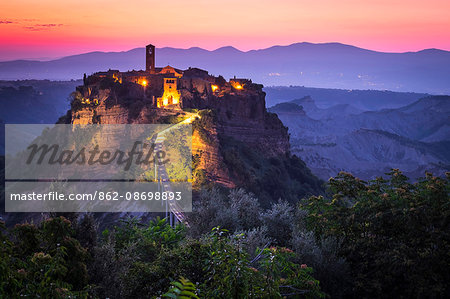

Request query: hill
[
  {"left": 0, "top": 80, "right": 81, "bottom": 154},
  {"left": 1, "top": 72, "right": 323, "bottom": 225},
  {"left": 269, "top": 95, "right": 450, "bottom": 180},
  {"left": 264, "top": 86, "right": 430, "bottom": 110}
]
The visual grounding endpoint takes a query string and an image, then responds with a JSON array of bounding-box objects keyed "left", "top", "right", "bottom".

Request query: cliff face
[
  {"left": 67, "top": 78, "right": 290, "bottom": 188},
  {"left": 212, "top": 91, "right": 290, "bottom": 157},
  {"left": 271, "top": 96, "right": 450, "bottom": 181},
  {"left": 191, "top": 120, "right": 235, "bottom": 188}
]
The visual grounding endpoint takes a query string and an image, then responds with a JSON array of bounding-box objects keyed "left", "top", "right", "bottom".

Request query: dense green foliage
[
  {"left": 95, "top": 216, "right": 324, "bottom": 298},
  {"left": 0, "top": 213, "right": 325, "bottom": 298},
  {"left": 163, "top": 277, "right": 200, "bottom": 298},
  {"left": 301, "top": 170, "right": 450, "bottom": 297},
  {"left": 0, "top": 217, "right": 90, "bottom": 298},
  {"left": 1, "top": 170, "right": 448, "bottom": 298}
]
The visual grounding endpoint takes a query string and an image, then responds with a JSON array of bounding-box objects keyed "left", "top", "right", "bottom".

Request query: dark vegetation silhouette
[{"left": 1, "top": 167, "right": 448, "bottom": 298}]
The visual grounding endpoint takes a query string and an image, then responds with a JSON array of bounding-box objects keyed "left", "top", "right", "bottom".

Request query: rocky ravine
[{"left": 270, "top": 95, "right": 450, "bottom": 180}]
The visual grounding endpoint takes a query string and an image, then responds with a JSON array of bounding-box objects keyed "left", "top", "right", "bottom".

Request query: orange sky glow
[{"left": 0, "top": 0, "right": 449, "bottom": 60}]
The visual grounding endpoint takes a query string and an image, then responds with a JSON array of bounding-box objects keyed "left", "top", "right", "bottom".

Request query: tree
[
  {"left": 300, "top": 170, "right": 450, "bottom": 297},
  {"left": 0, "top": 217, "right": 90, "bottom": 298}
]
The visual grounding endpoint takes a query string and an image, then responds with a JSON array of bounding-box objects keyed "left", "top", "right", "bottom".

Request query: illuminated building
[
  {"left": 88, "top": 43, "right": 253, "bottom": 110},
  {"left": 157, "top": 78, "right": 181, "bottom": 107}
]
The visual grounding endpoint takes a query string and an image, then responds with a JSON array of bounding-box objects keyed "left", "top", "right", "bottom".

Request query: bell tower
[{"left": 146, "top": 44, "right": 155, "bottom": 73}]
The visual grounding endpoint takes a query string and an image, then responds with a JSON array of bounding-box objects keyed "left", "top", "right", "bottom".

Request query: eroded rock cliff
[{"left": 65, "top": 78, "right": 291, "bottom": 189}]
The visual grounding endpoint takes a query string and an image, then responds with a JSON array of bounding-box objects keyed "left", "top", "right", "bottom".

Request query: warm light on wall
[
  {"left": 161, "top": 94, "right": 180, "bottom": 106},
  {"left": 137, "top": 77, "right": 148, "bottom": 86},
  {"left": 211, "top": 84, "right": 219, "bottom": 92},
  {"left": 231, "top": 81, "right": 244, "bottom": 90},
  {"left": 112, "top": 73, "right": 122, "bottom": 83},
  {"left": 157, "top": 77, "right": 181, "bottom": 107}
]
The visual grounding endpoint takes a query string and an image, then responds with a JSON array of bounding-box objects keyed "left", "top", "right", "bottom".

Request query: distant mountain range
[
  {"left": 263, "top": 86, "right": 431, "bottom": 110},
  {"left": 1, "top": 43, "right": 450, "bottom": 94},
  {"left": 0, "top": 80, "right": 80, "bottom": 154},
  {"left": 269, "top": 95, "right": 450, "bottom": 180}
]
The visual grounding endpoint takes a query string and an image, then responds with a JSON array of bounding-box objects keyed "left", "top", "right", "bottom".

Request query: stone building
[
  {"left": 157, "top": 78, "right": 181, "bottom": 107},
  {"left": 89, "top": 43, "right": 250, "bottom": 109}
]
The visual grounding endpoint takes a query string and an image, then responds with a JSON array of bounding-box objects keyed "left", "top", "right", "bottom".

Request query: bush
[
  {"left": 2, "top": 170, "right": 446, "bottom": 298},
  {"left": 290, "top": 231, "right": 351, "bottom": 298},
  {"left": 300, "top": 170, "right": 450, "bottom": 297},
  {"left": 188, "top": 188, "right": 262, "bottom": 235},
  {"left": 261, "top": 200, "right": 294, "bottom": 246},
  {"left": 202, "top": 227, "right": 325, "bottom": 298},
  {"left": 0, "top": 217, "right": 89, "bottom": 298}
]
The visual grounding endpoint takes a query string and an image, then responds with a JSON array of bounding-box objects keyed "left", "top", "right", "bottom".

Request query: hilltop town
[
  {"left": 60, "top": 43, "right": 321, "bottom": 201},
  {"left": 75, "top": 43, "right": 258, "bottom": 111}
]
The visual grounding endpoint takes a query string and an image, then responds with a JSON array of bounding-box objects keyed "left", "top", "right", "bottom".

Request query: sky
[{"left": 0, "top": 0, "right": 449, "bottom": 61}]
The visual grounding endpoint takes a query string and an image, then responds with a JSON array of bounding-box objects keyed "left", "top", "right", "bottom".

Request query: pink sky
[{"left": 0, "top": 0, "right": 449, "bottom": 60}]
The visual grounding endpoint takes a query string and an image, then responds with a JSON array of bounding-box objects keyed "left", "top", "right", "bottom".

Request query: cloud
[
  {"left": 23, "top": 26, "right": 42, "bottom": 31},
  {"left": 38, "top": 23, "right": 63, "bottom": 27},
  {"left": 23, "top": 23, "right": 64, "bottom": 31},
  {"left": 0, "top": 18, "right": 63, "bottom": 30}
]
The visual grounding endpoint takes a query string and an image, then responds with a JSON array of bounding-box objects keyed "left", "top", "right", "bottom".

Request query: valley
[{"left": 269, "top": 95, "right": 450, "bottom": 180}]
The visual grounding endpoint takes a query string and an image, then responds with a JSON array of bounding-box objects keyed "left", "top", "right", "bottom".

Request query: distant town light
[
  {"left": 141, "top": 79, "right": 148, "bottom": 86},
  {"left": 211, "top": 84, "right": 219, "bottom": 92},
  {"left": 234, "top": 84, "right": 243, "bottom": 90}
]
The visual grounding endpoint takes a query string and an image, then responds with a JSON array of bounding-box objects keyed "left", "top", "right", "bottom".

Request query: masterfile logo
[
  {"left": 25, "top": 140, "right": 168, "bottom": 171},
  {"left": 4, "top": 124, "right": 192, "bottom": 212},
  {"left": 5, "top": 124, "right": 191, "bottom": 180}
]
